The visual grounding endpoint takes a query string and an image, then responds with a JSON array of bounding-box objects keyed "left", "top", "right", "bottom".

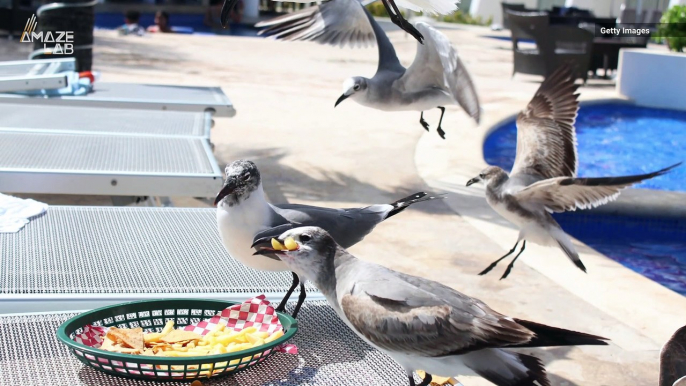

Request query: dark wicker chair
[
  {"left": 501, "top": 2, "right": 526, "bottom": 29},
  {"left": 508, "top": 11, "right": 594, "bottom": 82}
]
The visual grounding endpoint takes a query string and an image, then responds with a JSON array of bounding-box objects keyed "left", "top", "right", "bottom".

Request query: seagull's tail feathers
[
  {"left": 384, "top": 192, "right": 444, "bottom": 219},
  {"left": 462, "top": 348, "right": 550, "bottom": 386},
  {"left": 549, "top": 227, "right": 586, "bottom": 273},
  {"left": 512, "top": 318, "right": 609, "bottom": 348}
]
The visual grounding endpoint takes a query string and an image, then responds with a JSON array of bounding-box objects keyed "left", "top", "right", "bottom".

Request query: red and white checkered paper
[{"left": 74, "top": 294, "right": 297, "bottom": 354}]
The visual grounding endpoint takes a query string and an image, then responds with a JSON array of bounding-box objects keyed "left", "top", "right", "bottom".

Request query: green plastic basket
[{"left": 57, "top": 299, "right": 298, "bottom": 382}]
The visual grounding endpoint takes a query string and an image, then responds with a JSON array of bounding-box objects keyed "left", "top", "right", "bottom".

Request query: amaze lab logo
[{"left": 20, "top": 14, "right": 74, "bottom": 55}]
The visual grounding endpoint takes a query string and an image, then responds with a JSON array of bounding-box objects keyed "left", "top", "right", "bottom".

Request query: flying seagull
[
  {"left": 214, "top": 159, "right": 442, "bottom": 318},
  {"left": 466, "top": 65, "right": 681, "bottom": 279},
  {"left": 661, "top": 325, "right": 686, "bottom": 386},
  {"left": 227, "top": 0, "right": 458, "bottom": 44},
  {"left": 253, "top": 226, "right": 609, "bottom": 386},
  {"left": 256, "top": 0, "right": 480, "bottom": 139}
]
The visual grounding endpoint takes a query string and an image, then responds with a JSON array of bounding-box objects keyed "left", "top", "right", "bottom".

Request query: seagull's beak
[
  {"left": 334, "top": 93, "right": 349, "bottom": 107},
  {"left": 466, "top": 177, "right": 480, "bottom": 187},
  {"left": 214, "top": 178, "right": 237, "bottom": 206},
  {"left": 220, "top": 0, "right": 238, "bottom": 28},
  {"left": 252, "top": 237, "right": 299, "bottom": 256}
]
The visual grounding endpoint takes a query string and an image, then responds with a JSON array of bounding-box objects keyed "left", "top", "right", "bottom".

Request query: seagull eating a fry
[{"left": 214, "top": 159, "right": 443, "bottom": 318}]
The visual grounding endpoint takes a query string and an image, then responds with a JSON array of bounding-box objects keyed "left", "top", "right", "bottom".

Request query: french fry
[{"left": 160, "top": 320, "right": 174, "bottom": 335}]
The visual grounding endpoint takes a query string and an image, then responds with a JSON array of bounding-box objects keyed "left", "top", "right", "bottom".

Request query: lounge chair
[
  {"left": 501, "top": 2, "right": 527, "bottom": 29},
  {"left": 508, "top": 11, "right": 594, "bottom": 81},
  {"left": 0, "top": 206, "right": 321, "bottom": 314},
  {"left": 0, "top": 59, "right": 236, "bottom": 117}
]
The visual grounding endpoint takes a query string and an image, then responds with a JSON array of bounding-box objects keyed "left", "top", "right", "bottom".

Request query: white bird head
[
  {"left": 335, "top": 77, "right": 368, "bottom": 107},
  {"left": 466, "top": 166, "right": 508, "bottom": 188},
  {"left": 214, "top": 159, "right": 262, "bottom": 207},
  {"left": 252, "top": 226, "right": 337, "bottom": 282}
]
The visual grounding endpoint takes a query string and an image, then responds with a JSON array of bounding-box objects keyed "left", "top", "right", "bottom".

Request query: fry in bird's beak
[
  {"left": 253, "top": 237, "right": 298, "bottom": 256},
  {"left": 466, "top": 177, "right": 480, "bottom": 187}
]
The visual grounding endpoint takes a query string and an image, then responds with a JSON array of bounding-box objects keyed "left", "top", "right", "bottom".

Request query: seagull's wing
[
  {"left": 397, "top": 22, "right": 480, "bottom": 123},
  {"left": 273, "top": 192, "right": 441, "bottom": 248},
  {"left": 513, "top": 164, "right": 680, "bottom": 213},
  {"left": 661, "top": 326, "right": 686, "bottom": 386},
  {"left": 272, "top": 203, "right": 387, "bottom": 247},
  {"left": 256, "top": 0, "right": 404, "bottom": 73},
  {"left": 255, "top": 0, "right": 376, "bottom": 48},
  {"left": 510, "top": 65, "right": 579, "bottom": 181},
  {"left": 340, "top": 263, "right": 535, "bottom": 357},
  {"left": 393, "top": 0, "right": 457, "bottom": 15}
]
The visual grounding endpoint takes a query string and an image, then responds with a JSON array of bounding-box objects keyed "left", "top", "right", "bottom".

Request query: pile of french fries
[{"left": 100, "top": 320, "right": 284, "bottom": 358}]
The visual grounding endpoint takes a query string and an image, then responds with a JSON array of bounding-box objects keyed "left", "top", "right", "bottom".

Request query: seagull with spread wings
[
  {"left": 253, "top": 226, "right": 609, "bottom": 386},
  {"left": 256, "top": 0, "right": 480, "bottom": 139},
  {"left": 466, "top": 65, "right": 681, "bottom": 279}
]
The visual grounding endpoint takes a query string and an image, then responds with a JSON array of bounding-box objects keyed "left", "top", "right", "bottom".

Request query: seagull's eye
[
  {"left": 353, "top": 84, "right": 360, "bottom": 91},
  {"left": 300, "top": 234, "right": 311, "bottom": 243},
  {"left": 241, "top": 173, "right": 250, "bottom": 181},
  {"left": 479, "top": 173, "right": 485, "bottom": 178}
]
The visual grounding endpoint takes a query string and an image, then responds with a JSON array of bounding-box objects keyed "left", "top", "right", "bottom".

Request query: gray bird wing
[
  {"left": 396, "top": 22, "right": 480, "bottom": 123},
  {"left": 255, "top": 0, "right": 376, "bottom": 48},
  {"left": 513, "top": 164, "right": 679, "bottom": 213},
  {"left": 272, "top": 203, "right": 391, "bottom": 248},
  {"left": 256, "top": 0, "right": 404, "bottom": 74},
  {"left": 509, "top": 65, "right": 579, "bottom": 185},
  {"left": 340, "top": 263, "right": 534, "bottom": 357},
  {"left": 661, "top": 326, "right": 686, "bottom": 386}
]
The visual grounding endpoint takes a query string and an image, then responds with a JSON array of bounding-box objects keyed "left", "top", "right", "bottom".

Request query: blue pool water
[
  {"left": 484, "top": 103, "right": 686, "bottom": 192},
  {"left": 483, "top": 102, "right": 686, "bottom": 295},
  {"left": 95, "top": 13, "right": 260, "bottom": 37}
]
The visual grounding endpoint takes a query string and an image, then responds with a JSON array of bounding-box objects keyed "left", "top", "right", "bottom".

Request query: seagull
[
  {"left": 465, "top": 65, "right": 681, "bottom": 279},
  {"left": 253, "top": 226, "right": 609, "bottom": 386},
  {"left": 661, "top": 325, "right": 686, "bottom": 386},
  {"left": 255, "top": 0, "right": 480, "bottom": 139},
  {"left": 226, "top": 0, "right": 458, "bottom": 44},
  {"left": 214, "top": 159, "right": 443, "bottom": 318}
]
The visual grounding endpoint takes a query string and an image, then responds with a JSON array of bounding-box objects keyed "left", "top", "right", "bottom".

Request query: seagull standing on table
[
  {"left": 224, "top": 0, "right": 458, "bottom": 44},
  {"left": 253, "top": 226, "right": 609, "bottom": 386},
  {"left": 256, "top": 0, "right": 480, "bottom": 139},
  {"left": 466, "top": 65, "right": 681, "bottom": 279},
  {"left": 214, "top": 159, "right": 442, "bottom": 318}
]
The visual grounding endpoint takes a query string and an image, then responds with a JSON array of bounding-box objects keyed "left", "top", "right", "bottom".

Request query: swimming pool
[
  {"left": 484, "top": 102, "right": 686, "bottom": 192},
  {"left": 483, "top": 102, "right": 686, "bottom": 295}
]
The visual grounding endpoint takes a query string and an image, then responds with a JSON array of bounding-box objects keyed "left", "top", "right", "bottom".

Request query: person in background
[
  {"left": 118, "top": 10, "right": 145, "bottom": 36},
  {"left": 204, "top": 0, "right": 242, "bottom": 34},
  {"left": 147, "top": 11, "right": 173, "bottom": 33}
]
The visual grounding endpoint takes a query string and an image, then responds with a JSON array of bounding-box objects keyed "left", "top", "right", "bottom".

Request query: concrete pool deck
[{"left": 7, "top": 23, "right": 686, "bottom": 384}]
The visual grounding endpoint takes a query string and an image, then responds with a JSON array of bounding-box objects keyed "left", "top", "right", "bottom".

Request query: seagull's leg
[
  {"left": 276, "top": 272, "right": 299, "bottom": 313},
  {"left": 479, "top": 241, "right": 519, "bottom": 276},
  {"left": 417, "top": 373, "right": 433, "bottom": 386},
  {"left": 291, "top": 281, "right": 307, "bottom": 318},
  {"left": 419, "top": 112, "right": 430, "bottom": 132},
  {"left": 500, "top": 241, "right": 527, "bottom": 280},
  {"left": 435, "top": 106, "right": 446, "bottom": 139},
  {"left": 381, "top": 0, "right": 424, "bottom": 43}
]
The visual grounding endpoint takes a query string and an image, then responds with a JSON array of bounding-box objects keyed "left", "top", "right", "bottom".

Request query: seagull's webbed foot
[
  {"left": 479, "top": 241, "right": 519, "bottom": 276},
  {"left": 420, "top": 112, "right": 430, "bottom": 132},
  {"left": 276, "top": 272, "right": 300, "bottom": 313},
  {"left": 500, "top": 241, "right": 526, "bottom": 280},
  {"left": 381, "top": 0, "right": 424, "bottom": 44}
]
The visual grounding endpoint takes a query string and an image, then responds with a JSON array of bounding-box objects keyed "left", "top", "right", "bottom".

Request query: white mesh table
[
  {"left": 0, "top": 82, "right": 236, "bottom": 117},
  {"left": 0, "top": 207, "right": 319, "bottom": 314},
  {"left": 0, "top": 302, "right": 417, "bottom": 386}
]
